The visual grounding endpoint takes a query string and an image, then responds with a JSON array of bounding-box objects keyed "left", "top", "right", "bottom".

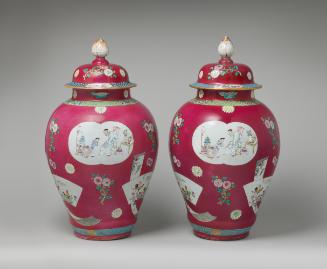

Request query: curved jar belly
[
  {"left": 169, "top": 90, "right": 280, "bottom": 240},
  {"left": 45, "top": 90, "right": 158, "bottom": 240}
]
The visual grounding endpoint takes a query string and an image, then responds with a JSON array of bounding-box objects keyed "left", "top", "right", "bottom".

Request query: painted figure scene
[
  {"left": 199, "top": 126, "right": 257, "bottom": 160},
  {"left": 75, "top": 126, "right": 133, "bottom": 158}
]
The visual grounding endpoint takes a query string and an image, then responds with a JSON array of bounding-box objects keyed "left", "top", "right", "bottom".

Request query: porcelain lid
[
  {"left": 190, "top": 36, "right": 261, "bottom": 90},
  {"left": 65, "top": 38, "right": 136, "bottom": 90}
]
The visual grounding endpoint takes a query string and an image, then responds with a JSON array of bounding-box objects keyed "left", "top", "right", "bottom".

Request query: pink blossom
[
  {"left": 214, "top": 178, "right": 223, "bottom": 188},
  {"left": 222, "top": 180, "right": 232, "bottom": 190},
  {"left": 93, "top": 176, "right": 103, "bottom": 185}
]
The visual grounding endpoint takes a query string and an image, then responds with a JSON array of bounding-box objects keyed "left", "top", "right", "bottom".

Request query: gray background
[{"left": 0, "top": 0, "right": 326, "bottom": 268}]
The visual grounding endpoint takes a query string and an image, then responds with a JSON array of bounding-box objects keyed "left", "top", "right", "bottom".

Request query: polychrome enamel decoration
[
  {"left": 169, "top": 36, "right": 280, "bottom": 240},
  {"left": 45, "top": 38, "right": 158, "bottom": 240}
]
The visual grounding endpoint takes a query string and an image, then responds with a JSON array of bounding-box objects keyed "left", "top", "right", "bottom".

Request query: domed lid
[
  {"left": 190, "top": 36, "right": 261, "bottom": 90},
  {"left": 65, "top": 38, "right": 136, "bottom": 90}
]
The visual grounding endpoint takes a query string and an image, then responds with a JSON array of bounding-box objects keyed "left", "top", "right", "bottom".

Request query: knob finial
[
  {"left": 92, "top": 38, "right": 108, "bottom": 57},
  {"left": 218, "top": 36, "right": 234, "bottom": 58}
]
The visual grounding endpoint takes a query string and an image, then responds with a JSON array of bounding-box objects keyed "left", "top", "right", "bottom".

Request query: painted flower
[
  {"left": 146, "top": 157, "right": 153, "bottom": 167},
  {"left": 142, "top": 120, "right": 157, "bottom": 150},
  {"left": 264, "top": 119, "right": 271, "bottom": 129},
  {"left": 230, "top": 209, "right": 242, "bottom": 220},
  {"left": 143, "top": 122, "right": 151, "bottom": 133},
  {"left": 222, "top": 106, "right": 235, "bottom": 113},
  {"left": 213, "top": 178, "right": 223, "bottom": 188},
  {"left": 104, "top": 68, "right": 114, "bottom": 77},
  {"left": 198, "top": 70, "right": 203, "bottom": 79},
  {"left": 93, "top": 176, "right": 103, "bottom": 185},
  {"left": 50, "top": 121, "right": 59, "bottom": 133},
  {"left": 270, "top": 120, "right": 275, "bottom": 129},
  {"left": 199, "top": 90, "right": 204, "bottom": 99},
  {"left": 149, "top": 123, "right": 154, "bottom": 132},
  {"left": 174, "top": 116, "right": 183, "bottom": 127},
  {"left": 172, "top": 113, "right": 184, "bottom": 145},
  {"left": 212, "top": 176, "right": 235, "bottom": 206},
  {"left": 192, "top": 166, "right": 203, "bottom": 178},
  {"left": 176, "top": 160, "right": 181, "bottom": 167},
  {"left": 222, "top": 180, "right": 232, "bottom": 190},
  {"left": 49, "top": 159, "right": 56, "bottom": 169},
  {"left": 172, "top": 155, "right": 177, "bottom": 163},
  {"left": 210, "top": 68, "right": 220, "bottom": 78},
  {"left": 102, "top": 178, "right": 111, "bottom": 187}
]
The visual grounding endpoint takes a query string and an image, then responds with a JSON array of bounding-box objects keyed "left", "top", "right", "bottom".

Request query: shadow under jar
[
  {"left": 169, "top": 36, "right": 280, "bottom": 240},
  {"left": 45, "top": 39, "right": 158, "bottom": 240}
]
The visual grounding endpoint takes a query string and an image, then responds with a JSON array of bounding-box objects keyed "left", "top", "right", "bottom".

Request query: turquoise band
[
  {"left": 191, "top": 224, "right": 251, "bottom": 236},
  {"left": 73, "top": 225, "right": 134, "bottom": 236}
]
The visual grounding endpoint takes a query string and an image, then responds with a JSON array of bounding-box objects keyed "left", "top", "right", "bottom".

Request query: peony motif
[
  {"left": 102, "top": 178, "right": 111, "bottom": 187},
  {"left": 50, "top": 121, "right": 59, "bottom": 133},
  {"left": 142, "top": 120, "right": 157, "bottom": 150},
  {"left": 92, "top": 173, "right": 115, "bottom": 205},
  {"left": 48, "top": 118, "right": 60, "bottom": 152},
  {"left": 212, "top": 176, "right": 235, "bottom": 206},
  {"left": 261, "top": 116, "right": 279, "bottom": 147},
  {"left": 222, "top": 180, "right": 232, "bottom": 190},
  {"left": 210, "top": 69, "right": 220, "bottom": 79},
  {"left": 93, "top": 176, "right": 103, "bottom": 185},
  {"left": 213, "top": 178, "right": 223, "bottom": 188},
  {"left": 222, "top": 106, "right": 235, "bottom": 113},
  {"left": 172, "top": 113, "right": 184, "bottom": 145},
  {"left": 192, "top": 166, "right": 203, "bottom": 178},
  {"left": 230, "top": 209, "right": 242, "bottom": 220}
]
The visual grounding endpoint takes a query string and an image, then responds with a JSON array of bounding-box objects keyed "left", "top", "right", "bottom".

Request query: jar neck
[
  {"left": 71, "top": 89, "right": 131, "bottom": 101},
  {"left": 196, "top": 89, "right": 255, "bottom": 101}
]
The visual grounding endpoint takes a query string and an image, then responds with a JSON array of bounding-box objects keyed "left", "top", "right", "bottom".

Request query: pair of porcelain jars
[{"left": 45, "top": 37, "right": 280, "bottom": 241}]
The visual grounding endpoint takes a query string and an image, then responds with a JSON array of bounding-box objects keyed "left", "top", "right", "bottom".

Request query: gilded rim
[
  {"left": 189, "top": 82, "right": 262, "bottom": 91},
  {"left": 65, "top": 82, "right": 137, "bottom": 90}
]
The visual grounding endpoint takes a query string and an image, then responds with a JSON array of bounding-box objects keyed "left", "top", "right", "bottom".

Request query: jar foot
[
  {"left": 72, "top": 225, "right": 134, "bottom": 241},
  {"left": 191, "top": 224, "right": 251, "bottom": 241}
]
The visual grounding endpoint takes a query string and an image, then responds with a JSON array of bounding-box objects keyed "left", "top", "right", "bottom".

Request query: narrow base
[
  {"left": 72, "top": 224, "right": 134, "bottom": 241},
  {"left": 74, "top": 231, "right": 131, "bottom": 241},
  {"left": 193, "top": 230, "right": 249, "bottom": 241},
  {"left": 191, "top": 224, "right": 251, "bottom": 241}
]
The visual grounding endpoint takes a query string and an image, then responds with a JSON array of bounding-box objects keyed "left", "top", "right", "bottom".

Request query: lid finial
[
  {"left": 218, "top": 36, "right": 234, "bottom": 58},
  {"left": 92, "top": 38, "right": 109, "bottom": 57}
]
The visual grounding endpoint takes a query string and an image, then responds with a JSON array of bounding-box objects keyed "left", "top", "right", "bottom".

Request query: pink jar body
[
  {"left": 45, "top": 89, "right": 158, "bottom": 240},
  {"left": 169, "top": 90, "right": 280, "bottom": 240}
]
